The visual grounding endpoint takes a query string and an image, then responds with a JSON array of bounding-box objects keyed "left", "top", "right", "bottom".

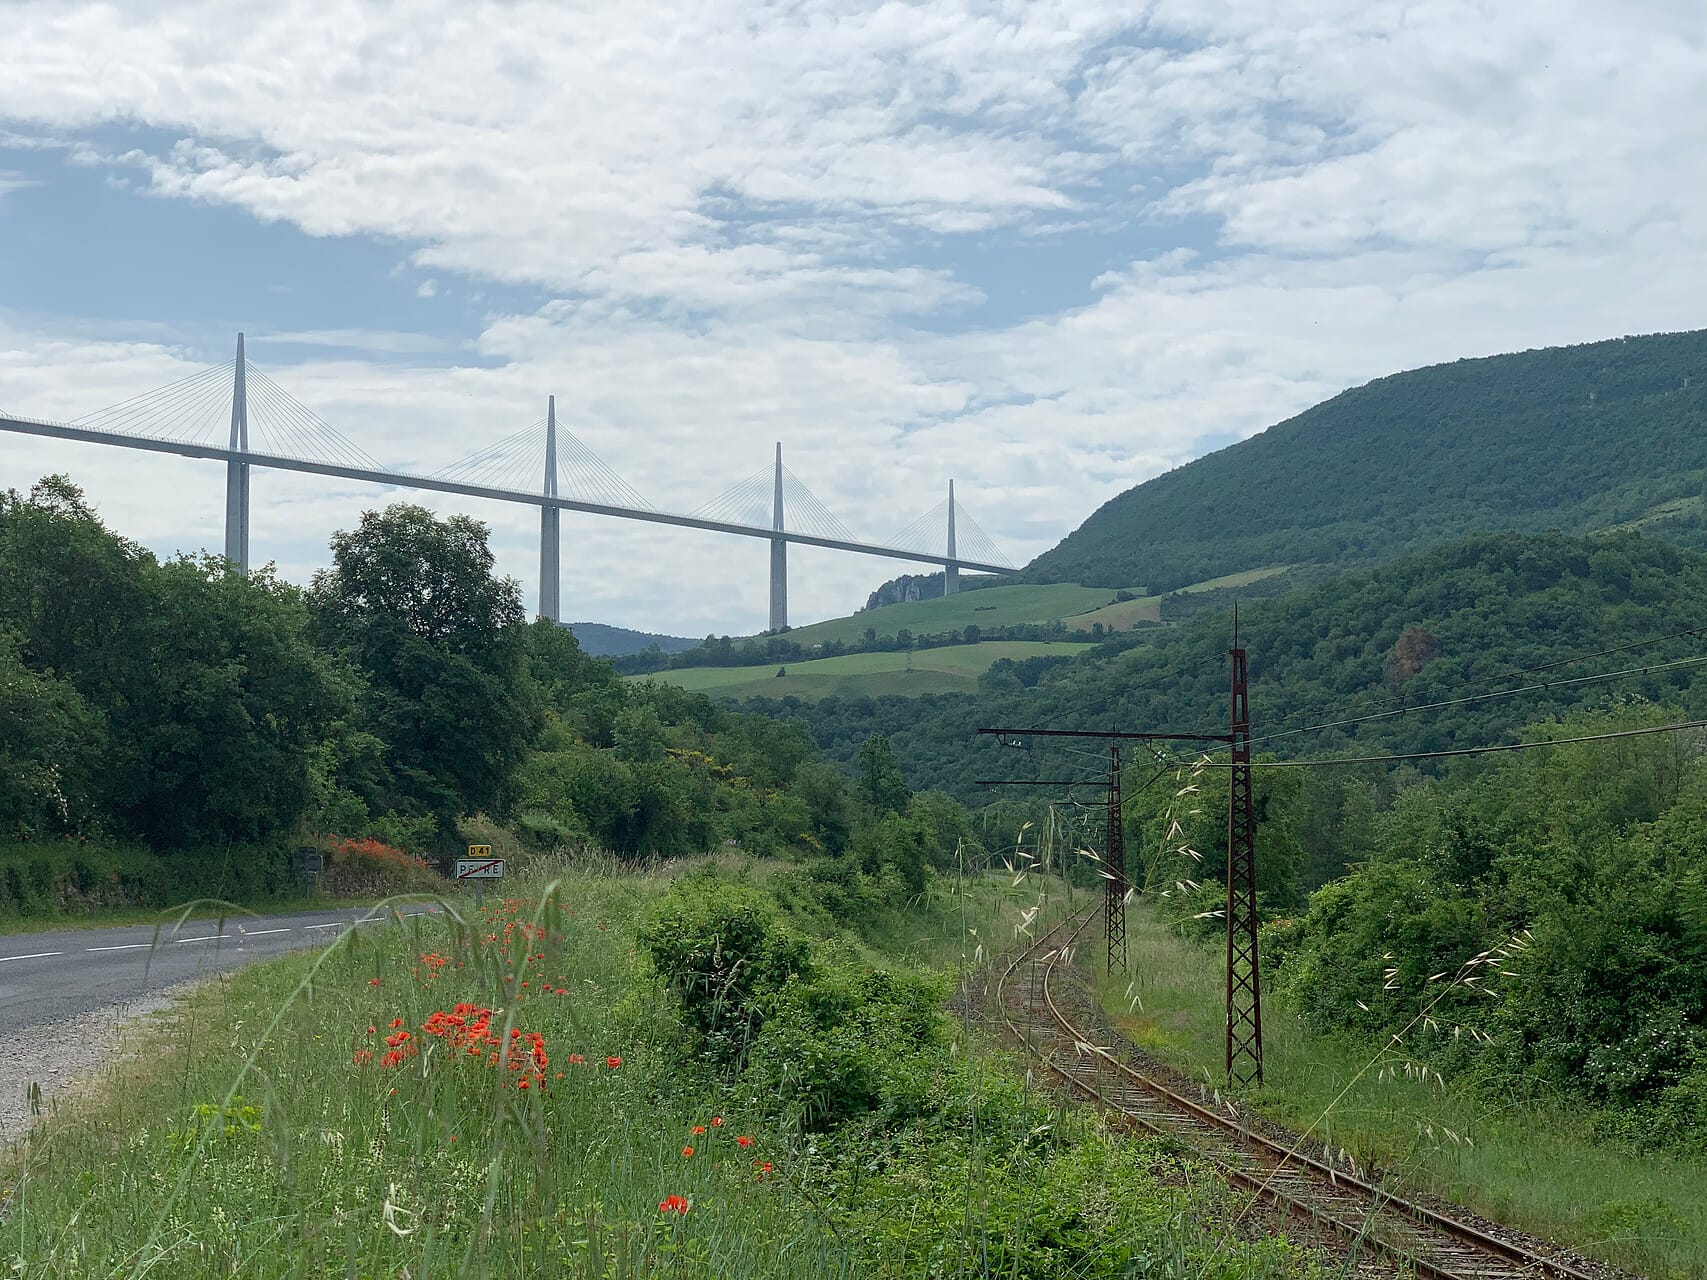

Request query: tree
[
  {"left": 0, "top": 638, "right": 102, "bottom": 838},
  {"left": 310, "top": 504, "right": 536, "bottom": 840},
  {"left": 856, "top": 733, "right": 911, "bottom": 815},
  {"left": 113, "top": 556, "right": 351, "bottom": 846}
]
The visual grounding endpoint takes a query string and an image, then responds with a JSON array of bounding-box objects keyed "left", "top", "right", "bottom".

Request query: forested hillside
[
  {"left": 1028, "top": 329, "right": 1707, "bottom": 591},
  {"left": 745, "top": 531, "right": 1707, "bottom": 810},
  {"left": 0, "top": 476, "right": 971, "bottom": 917}
]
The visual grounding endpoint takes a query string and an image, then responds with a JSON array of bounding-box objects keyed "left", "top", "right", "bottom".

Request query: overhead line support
[
  {"left": 1225, "top": 632, "right": 1263, "bottom": 1087},
  {"left": 1105, "top": 743, "right": 1127, "bottom": 974}
]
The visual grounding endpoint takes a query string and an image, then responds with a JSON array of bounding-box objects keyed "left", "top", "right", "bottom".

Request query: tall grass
[
  {"left": 1095, "top": 904, "right": 1707, "bottom": 1280},
  {"left": 3, "top": 857, "right": 1325, "bottom": 1279}
]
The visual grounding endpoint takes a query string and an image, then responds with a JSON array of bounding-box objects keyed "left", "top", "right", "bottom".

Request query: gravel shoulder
[{"left": 1, "top": 979, "right": 204, "bottom": 1143}]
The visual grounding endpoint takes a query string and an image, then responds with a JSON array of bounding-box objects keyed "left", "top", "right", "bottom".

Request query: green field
[
  {"left": 777, "top": 583, "right": 1139, "bottom": 647},
  {"left": 1172, "top": 565, "right": 1290, "bottom": 593},
  {"left": 1065, "top": 595, "right": 1161, "bottom": 631},
  {"left": 631, "top": 640, "right": 1093, "bottom": 701}
]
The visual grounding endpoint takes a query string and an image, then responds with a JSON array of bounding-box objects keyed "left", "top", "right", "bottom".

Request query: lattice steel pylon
[
  {"left": 1105, "top": 743, "right": 1127, "bottom": 974},
  {"left": 1225, "top": 642, "right": 1263, "bottom": 1086}
]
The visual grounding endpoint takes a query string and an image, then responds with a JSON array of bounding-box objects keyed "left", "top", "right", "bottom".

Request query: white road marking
[
  {"left": 85, "top": 943, "right": 154, "bottom": 952},
  {"left": 239, "top": 928, "right": 291, "bottom": 937},
  {"left": 173, "top": 935, "right": 223, "bottom": 944},
  {"left": 0, "top": 951, "right": 62, "bottom": 963},
  {"left": 302, "top": 922, "right": 343, "bottom": 930}
]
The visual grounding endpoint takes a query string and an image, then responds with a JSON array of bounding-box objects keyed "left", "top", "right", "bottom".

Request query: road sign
[{"left": 455, "top": 851, "right": 505, "bottom": 880}]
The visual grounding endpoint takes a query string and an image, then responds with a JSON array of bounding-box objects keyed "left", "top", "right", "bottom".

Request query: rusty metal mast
[
  {"left": 1225, "top": 616, "right": 1263, "bottom": 1085},
  {"left": 1104, "top": 743, "right": 1127, "bottom": 974}
]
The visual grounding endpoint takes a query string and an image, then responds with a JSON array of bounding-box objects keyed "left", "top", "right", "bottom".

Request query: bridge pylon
[
  {"left": 769, "top": 442, "right": 787, "bottom": 631},
  {"left": 944, "top": 478, "right": 958, "bottom": 596},
  {"left": 539, "top": 395, "right": 560, "bottom": 623},
  {"left": 223, "top": 332, "right": 250, "bottom": 572}
]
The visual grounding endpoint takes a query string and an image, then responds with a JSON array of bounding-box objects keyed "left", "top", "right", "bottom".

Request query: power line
[
  {"left": 1247, "top": 717, "right": 1707, "bottom": 770},
  {"left": 1249, "top": 622, "right": 1706, "bottom": 747},
  {"left": 1246, "top": 650, "right": 1707, "bottom": 750}
]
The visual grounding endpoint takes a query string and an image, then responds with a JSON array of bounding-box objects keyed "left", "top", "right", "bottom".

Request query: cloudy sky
[{"left": 1, "top": 1, "right": 1703, "bottom": 636}]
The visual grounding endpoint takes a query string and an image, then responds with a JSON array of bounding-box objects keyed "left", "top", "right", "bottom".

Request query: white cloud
[
  {"left": 0, "top": 169, "right": 41, "bottom": 202},
  {"left": 1, "top": 1, "right": 1704, "bottom": 632}
]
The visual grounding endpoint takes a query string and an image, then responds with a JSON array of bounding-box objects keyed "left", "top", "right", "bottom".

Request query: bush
[
  {"left": 636, "top": 877, "right": 814, "bottom": 1064},
  {"left": 321, "top": 837, "right": 442, "bottom": 898},
  {"left": 746, "top": 962, "right": 948, "bottom": 1129},
  {"left": 0, "top": 840, "right": 301, "bottom": 917}
]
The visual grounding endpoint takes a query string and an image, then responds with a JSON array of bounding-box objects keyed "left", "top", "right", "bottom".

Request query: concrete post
[
  {"left": 769, "top": 442, "right": 787, "bottom": 631},
  {"left": 944, "top": 478, "right": 959, "bottom": 596},
  {"left": 539, "top": 395, "right": 561, "bottom": 622},
  {"left": 223, "top": 332, "right": 250, "bottom": 572}
]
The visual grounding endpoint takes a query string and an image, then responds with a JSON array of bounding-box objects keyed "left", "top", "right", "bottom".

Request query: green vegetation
[
  {"left": 0, "top": 475, "right": 985, "bottom": 923},
  {"left": 749, "top": 531, "right": 1707, "bottom": 806},
  {"left": 1090, "top": 698, "right": 1707, "bottom": 1277},
  {"left": 1094, "top": 907, "right": 1707, "bottom": 1280},
  {"left": 780, "top": 582, "right": 1130, "bottom": 647},
  {"left": 0, "top": 861, "right": 1327, "bottom": 1278},
  {"left": 1027, "top": 328, "right": 1707, "bottom": 591},
  {"left": 1065, "top": 595, "right": 1161, "bottom": 632},
  {"left": 632, "top": 641, "right": 1093, "bottom": 701}
]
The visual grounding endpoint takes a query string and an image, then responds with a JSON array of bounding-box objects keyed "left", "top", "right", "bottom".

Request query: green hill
[
  {"left": 745, "top": 531, "right": 1707, "bottom": 803},
  {"left": 780, "top": 582, "right": 1149, "bottom": 648},
  {"left": 1028, "top": 329, "right": 1707, "bottom": 592}
]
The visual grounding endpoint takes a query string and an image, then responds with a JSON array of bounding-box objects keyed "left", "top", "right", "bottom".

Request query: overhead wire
[
  {"left": 1245, "top": 650, "right": 1707, "bottom": 751},
  {"left": 1245, "top": 621, "right": 1707, "bottom": 749},
  {"left": 1248, "top": 717, "right": 1707, "bottom": 769}
]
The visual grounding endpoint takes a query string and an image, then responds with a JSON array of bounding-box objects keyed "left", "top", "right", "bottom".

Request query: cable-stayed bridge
[{"left": 0, "top": 334, "right": 1015, "bottom": 631}]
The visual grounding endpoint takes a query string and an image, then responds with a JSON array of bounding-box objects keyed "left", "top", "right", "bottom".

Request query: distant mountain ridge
[
  {"left": 1027, "top": 329, "right": 1707, "bottom": 592},
  {"left": 566, "top": 622, "right": 699, "bottom": 658}
]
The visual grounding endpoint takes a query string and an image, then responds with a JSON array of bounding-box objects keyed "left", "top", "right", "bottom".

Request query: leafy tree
[
  {"left": 855, "top": 733, "right": 911, "bottom": 815},
  {"left": 112, "top": 556, "right": 351, "bottom": 846},
  {"left": 310, "top": 504, "right": 535, "bottom": 839},
  {"left": 0, "top": 637, "right": 102, "bottom": 837}
]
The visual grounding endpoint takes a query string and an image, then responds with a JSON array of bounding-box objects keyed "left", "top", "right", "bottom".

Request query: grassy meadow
[
  {"left": 1095, "top": 905, "right": 1707, "bottom": 1280},
  {"left": 631, "top": 640, "right": 1093, "bottom": 700},
  {"left": 1, "top": 862, "right": 1330, "bottom": 1280},
  {"left": 774, "top": 583, "right": 1140, "bottom": 647}
]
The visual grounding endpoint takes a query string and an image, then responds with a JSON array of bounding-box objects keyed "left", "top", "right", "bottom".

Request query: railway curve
[{"left": 987, "top": 901, "right": 1616, "bottom": 1280}]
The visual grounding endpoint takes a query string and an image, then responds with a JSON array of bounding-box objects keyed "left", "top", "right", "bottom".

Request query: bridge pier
[
  {"left": 943, "top": 478, "right": 959, "bottom": 596},
  {"left": 769, "top": 442, "right": 787, "bottom": 630},
  {"left": 223, "top": 332, "right": 250, "bottom": 572},
  {"left": 539, "top": 395, "right": 560, "bottom": 623}
]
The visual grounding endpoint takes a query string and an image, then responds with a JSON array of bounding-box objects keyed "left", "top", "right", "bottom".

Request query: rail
[{"left": 989, "top": 903, "right": 1605, "bottom": 1280}]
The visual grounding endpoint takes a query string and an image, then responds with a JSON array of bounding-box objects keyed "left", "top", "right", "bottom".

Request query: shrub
[
  {"left": 636, "top": 877, "right": 813, "bottom": 1063},
  {"left": 322, "top": 836, "right": 441, "bottom": 898},
  {"left": 746, "top": 962, "right": 948, "bottom": 1129}
]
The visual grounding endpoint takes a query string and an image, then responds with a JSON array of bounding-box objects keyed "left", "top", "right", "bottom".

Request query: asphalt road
[{"left": 0, "top": 906, "right": 439, "bottom": 1034}]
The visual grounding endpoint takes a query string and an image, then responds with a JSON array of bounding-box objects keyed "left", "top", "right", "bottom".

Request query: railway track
[{"left": 990, "top": 902, "right": 1606, "bottom": 1280}]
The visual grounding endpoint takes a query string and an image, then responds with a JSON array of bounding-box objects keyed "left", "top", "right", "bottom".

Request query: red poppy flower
[
  {"left": 681, "top": 1145, "right": 694, "bottom": 1158},
  {"left": 390, "top": 1018, "right": 403, "bottom": 1029},
  {"left": 710, "top": 1116, "right": 724, "bottom": 1127},
  {"left": 691, "top": 1125, "right": 705, "bottom": 1135},
  {"left": 367, "top": 978, "right": 381, "bottom": 986},
  {"left": 658, "top": 1194, "right": 689, "bottom": 1215},
  {"left": 737, "top": 1135, "right": 753, "bottom": 1148},
  {"left": 605, "top": 1056, "right": 622, "bottom": 1069}
]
